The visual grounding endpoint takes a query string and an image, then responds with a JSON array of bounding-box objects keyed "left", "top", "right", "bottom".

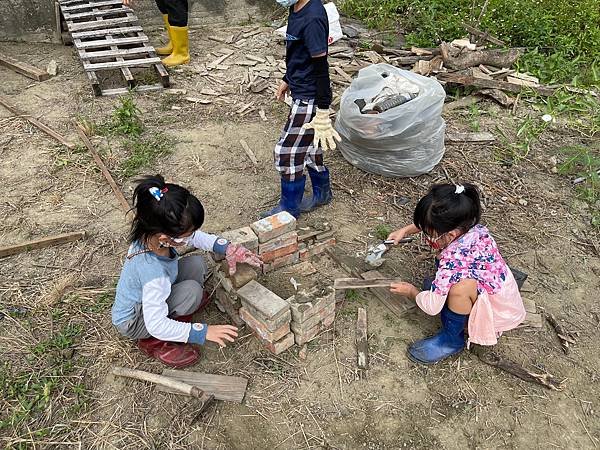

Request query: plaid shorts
[{"left": 274, "top": 99, "right": 326, "bottom": 181}]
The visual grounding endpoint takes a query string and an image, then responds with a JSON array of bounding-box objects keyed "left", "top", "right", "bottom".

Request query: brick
[
  {"left": 256, "top": 331, "right": 295, "bottom": 355},
  {"left": 240, "top": 307, "right": 290, "bottom": 342},
  {"left": 237, "top": 280, "right": 289, "bottom": 320},
  {"left": 250, "top": 212, "right": 296, "bottom": 243},
  {"left": 292, "top": 312, "right": 335, "bottom": 346},
  {"left": 299, "top": 237, "right": 336, "bottom": 261},
  {"left": 242, "top": 301, "right": 292, "bottom": 329},
  {"left": 221, "top": 226, "right": 259, "bottom": 250},
  {"left": 219, "top": 262, "right": 257, "bottom": 288},
  {"left": 258, "top": 231, "right": 298, "bottom": 255},
  {"left": 288, "top": 288, "right": 335, "bottom": 323},
  {"left": 260, "top": 241, "right": 299, "bottom": 263},
  {"left": 290, "top": 302, "right": 335, "bottom": 333},
  {"left": 262, "top": 251, "right": 299, "bottom": 273}
]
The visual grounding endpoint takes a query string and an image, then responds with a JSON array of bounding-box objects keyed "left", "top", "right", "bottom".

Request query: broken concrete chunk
[
  {"left": 237, "top": 280, "right": 289, "bottom": 320},
  {"left": 220, "top": 261, "right": 257, "bottom": 289},
  {"left": 250, "top": 211, "right": 296, "bottom": 243}
]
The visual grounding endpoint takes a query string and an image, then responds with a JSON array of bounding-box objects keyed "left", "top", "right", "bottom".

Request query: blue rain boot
[
  {"left": 407, "top": 304, "right": 468, "bottom": 365},
  {"left": 260, "top": 176, "right": 306, "bottom": 219},
  {"left": 299, "top": 167, "right": 333, "bottom": 213}
]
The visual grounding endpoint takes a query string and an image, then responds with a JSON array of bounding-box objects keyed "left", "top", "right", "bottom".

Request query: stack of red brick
[
  {"left": 237, "top": 280, "right": 295, "bottom": 355},
  {"left": 250, "top": 211, "right": 299, "bottom": 273},
  {"left": 287, "top": 287, "right": 336, "bottom": 346}
]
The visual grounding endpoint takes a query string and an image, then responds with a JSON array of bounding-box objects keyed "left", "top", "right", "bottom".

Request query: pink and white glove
[{"left": 225, "top": 244, "right": 262, "bottom": 275}]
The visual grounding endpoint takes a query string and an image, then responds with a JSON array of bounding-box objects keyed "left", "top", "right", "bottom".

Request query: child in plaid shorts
[{"left": 262, "top": 0, "right": 341, "bottom": 218}]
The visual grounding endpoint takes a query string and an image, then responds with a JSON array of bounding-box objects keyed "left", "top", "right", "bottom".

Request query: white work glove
[{"left": 302, "top": 108, "right": 342, "bottom": 151}]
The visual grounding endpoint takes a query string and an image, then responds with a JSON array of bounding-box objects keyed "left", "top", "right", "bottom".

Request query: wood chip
[
  {"left": 446, "top": 132, "right": 495, "bottom": 143},
  {"left": 185, "top": 97, "right": 212, "bottom": 104}
]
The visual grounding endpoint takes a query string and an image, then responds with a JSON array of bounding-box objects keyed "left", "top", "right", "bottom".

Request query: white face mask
[{"left": 170, "top": 236, "right": 190, "bottom": 245}]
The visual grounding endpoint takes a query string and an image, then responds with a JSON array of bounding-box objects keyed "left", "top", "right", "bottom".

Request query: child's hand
[
  {"left": 387, "top": 229, "right": 408, "bottom": 245},
  {"left": 390, "top": 282, "right": 419, "bottom": 300},
  {"left": 275, "top": 81, "right": 289, "bottom": 102},
  {"left": 226, "top": 244, "right": 262, "bottom": 275},
  {"left": 206, "top": 324, "right": 238, "bottom": 347}
]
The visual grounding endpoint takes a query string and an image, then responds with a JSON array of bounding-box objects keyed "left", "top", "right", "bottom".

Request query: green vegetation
[
  {"left": 119, "top": 131, "right": 175, "bottom": 178},
  {"left": 558, "top": 145, "right": 600, "bottom": 227},
  {"left": 100, "top": 95, "right": 144, "bottom": 137},
  {"left": 0, "top": 324, "right": 86, "bottom": 439},
  {"left": 340, "top": 0, "right": 600, "bottom": 85},
  {"left": 374, "top": 224, "right": 392, "bottom": 241}
]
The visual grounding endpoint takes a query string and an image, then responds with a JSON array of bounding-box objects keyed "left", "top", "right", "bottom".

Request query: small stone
[
  {"left": 46, "top": 60, "right": 58, "bottom": 76},
  {"left": 298, "top": 344, "right": 308, "bottom": 360}
]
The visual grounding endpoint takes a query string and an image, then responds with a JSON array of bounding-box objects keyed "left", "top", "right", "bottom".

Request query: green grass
[
  {"left": 119, "top": 131, "right": 175, "bottom": 178},
  {"left": 99, "top": 95, "right": 144, "bottom": 137},
  {"left": 340, "top": 0, "right": 600, "bottom": 85},
  {"left": 374, "top": 224, "right": 392, "bottom": 241},
  {"left": 558, "top": 145, "right": 600, "bottom": 227},
  {"left": 1, "top": 324, "right": 85, "bottom": 438}
]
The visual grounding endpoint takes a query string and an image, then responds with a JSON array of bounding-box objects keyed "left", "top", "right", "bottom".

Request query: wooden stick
[
  {"left": 334, "top": 278, "right": 400, "bottom": 290},
  {"left": 0, "top": 231, "right": 86, "bottom": 258},
  {"left": 437, "top": 72, "right": 555, "bottom": 96},
  {"left": 239, "top": 139, "right": 258, "bottom": 166},
  {"left": 0, "top": 52, "right": 50, "bottom": 81},
  {"left": 112, "top": 367, "right": 215, "bottom": 412},
  {"left": 446, "top": 132, "right": 495, "bottom": 143},
  {"left": 462, "top": 23, "right": 506, "bottom": 46},
  {"left": 0, "top": 96, "right": 75, "bottom": 149},
  {"left": 470, "top": 346, "right": 566, "bottom": 391},
  {"left": 546, "top": 313, "right": 577, "bottom": 354},
  {"left": 75, "top": 122, "right": 130, "bottom": 214},
  {"left": 356, "top": 307, "right": 369, "bottom": 375}
]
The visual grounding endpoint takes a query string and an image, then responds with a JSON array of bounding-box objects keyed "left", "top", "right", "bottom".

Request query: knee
[{"left": 177, "top": 280, "right": 204, "bottom": 311}]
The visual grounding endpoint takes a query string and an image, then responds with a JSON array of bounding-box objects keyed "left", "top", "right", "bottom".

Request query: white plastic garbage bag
[{"left": 335, "top": 64, "right": 446, "bottom": 177}]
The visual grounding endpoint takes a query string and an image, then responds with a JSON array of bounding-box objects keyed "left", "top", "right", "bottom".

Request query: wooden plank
[
  {"left": 79, "top": 45, "right": 155, "bottom": 60},
  {"left": 437, "top": 72, "right": 556, "bottom": 96},
  {"left": 71, "top": 26, "right": 142, "bottom": 39},
  {"left": 356, "top": 307, "right": 369, "bottom": 373},
  {"left": 0, "top": 231, "right": 86, "bottom": 258},
  {"left": 239, "top": 139, "right": 258, "bottom": 166},
  {"left": 0, "top": 53, "right": 50, "bottom": 81},
  {"left": 61, "top": 0, "right": 123, "bottom": 11},
  {"left": 334, "top": 277, "right": 399, "bottom": 290},
  {"left": 100, "top": 84, "right": 163, "bottom": 96},
  {"left": 0, "top": 96, "right": 76, "bottom": 149},
  {"left": 74, "top": 35, "right": 148, "bottom": 49},
  {"left": 66, "top": 16, "right": 138, "bottom": 32},
  {"left": 361, "top": 270, "right": 416, "bottom": 317},
  {"left": 158, "top": 370, "right": 248, "bottom": 403},
  {"left": 154, "top": 63, "right": 170, "bottom": 88},
  {"left": 446, "top": 132, "right": 495, "bottom": 143},
  {"left": 63, "top": 6, "right": 131, "bottom": 20},
  {"left": 75, "top": 122, "right": 130, "bottom": 213},
  {"left": 83, "top": 56, "right": 161, "bottom": 70}
]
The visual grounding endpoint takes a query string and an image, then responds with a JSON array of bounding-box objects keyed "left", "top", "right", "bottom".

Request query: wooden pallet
[{"left": 57, "top": 0, "right": 169, "bottom": 96}]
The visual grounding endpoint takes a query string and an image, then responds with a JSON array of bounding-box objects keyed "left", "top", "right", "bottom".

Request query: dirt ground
[{"left": 1, "top": 21, "right": 599, "bottom": 450}]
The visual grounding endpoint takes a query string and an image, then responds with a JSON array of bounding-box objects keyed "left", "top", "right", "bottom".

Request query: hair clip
[
  {"left": 160, "top": 187, "right": 168, "bottom": 194},
  {"left": 149, "top": 187, "right": 163, "bottom": 201},
  {"left": 455, "top": 184, "right": 465, "bottom": 194}
]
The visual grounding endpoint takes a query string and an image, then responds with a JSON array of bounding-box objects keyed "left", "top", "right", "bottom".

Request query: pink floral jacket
[{"left": 415, "top": 225, "right": 526, "bottom": 346}]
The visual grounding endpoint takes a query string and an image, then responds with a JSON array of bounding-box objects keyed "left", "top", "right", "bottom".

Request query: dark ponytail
[
  {"left": 413, "top": 183, "right": 481, "bottom": 236},
  {"left": 129, "top": 174, "right": 205, "bottom": 244}
]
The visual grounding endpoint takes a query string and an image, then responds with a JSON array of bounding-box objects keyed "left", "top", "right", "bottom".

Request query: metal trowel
[{"left": 365, "top": 237, "right": 414, "bottom": 267}]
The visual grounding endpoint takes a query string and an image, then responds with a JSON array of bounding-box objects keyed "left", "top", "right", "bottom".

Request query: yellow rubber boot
[
  {"left": 161, "top": 26, "right": 190, "bottom": 67},
  {"left": 155, "top": 15, "right": 173, "bottom": 56}
]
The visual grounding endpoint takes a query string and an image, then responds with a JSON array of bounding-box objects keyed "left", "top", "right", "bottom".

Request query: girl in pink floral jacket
[{"left": 387, "top": 183, "right": 526, "bottom": 364}]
